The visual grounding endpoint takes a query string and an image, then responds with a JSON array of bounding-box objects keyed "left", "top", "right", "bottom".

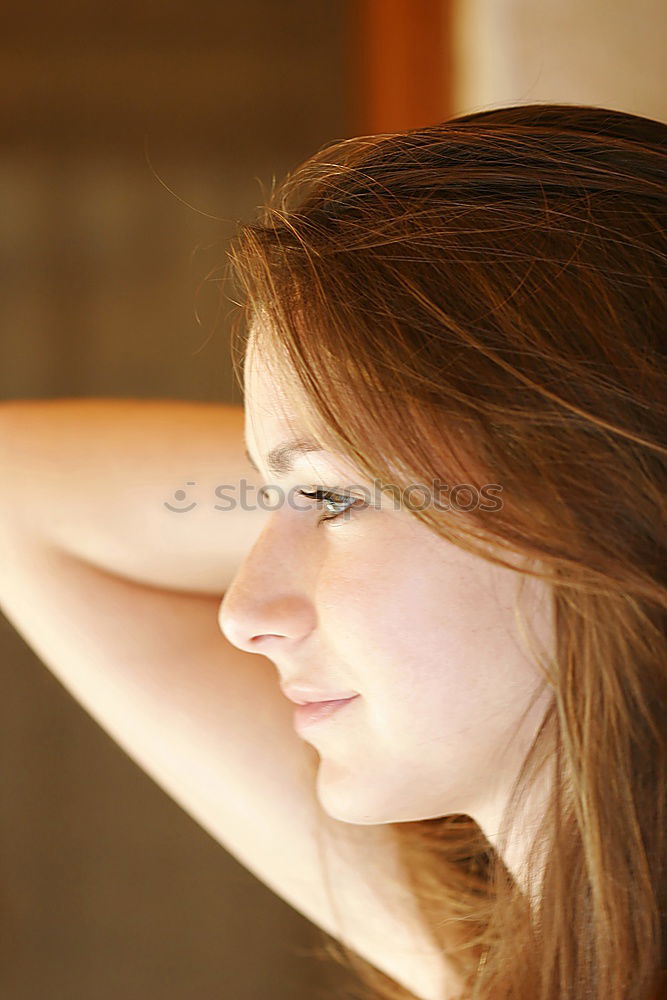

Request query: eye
[{"left": 296, "top": 488, "right": 366, "bottom": 525}]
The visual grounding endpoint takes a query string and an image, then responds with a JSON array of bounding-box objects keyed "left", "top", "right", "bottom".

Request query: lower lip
[{"left": 293, "top": 696, "right": 359, "bottom": 731}]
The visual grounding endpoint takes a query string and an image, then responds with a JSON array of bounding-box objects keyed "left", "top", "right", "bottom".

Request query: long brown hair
[{"left": 224, "top": 104, "right": 667, "bottom": 1000}]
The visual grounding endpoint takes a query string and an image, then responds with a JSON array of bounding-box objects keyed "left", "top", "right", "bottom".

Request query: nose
[{"left": 218, "top": 521, "right": 317, "bottom": 655}]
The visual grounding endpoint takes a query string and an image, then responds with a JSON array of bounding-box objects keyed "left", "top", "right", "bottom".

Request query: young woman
[{"left": 0, "top": 103, "right": 665, "bottom": 1000}]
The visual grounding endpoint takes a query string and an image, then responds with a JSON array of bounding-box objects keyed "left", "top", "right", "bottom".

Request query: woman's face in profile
[{"left": 220, "top": 339, "right": 554, "bottom": 847}]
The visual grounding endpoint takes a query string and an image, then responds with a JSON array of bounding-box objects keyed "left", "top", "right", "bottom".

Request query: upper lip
[{"left": 281, "top": 685, "right": 359, "bottom": 706}]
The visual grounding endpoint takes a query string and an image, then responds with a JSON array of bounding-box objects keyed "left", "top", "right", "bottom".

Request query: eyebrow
[{"left": 244, "top": 437, "right": 325, "bottom": 478}]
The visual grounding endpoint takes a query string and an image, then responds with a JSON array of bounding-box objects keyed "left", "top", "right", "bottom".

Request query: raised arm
[{"left": 0, "top": 397, "right": 266, "bottom": 595}]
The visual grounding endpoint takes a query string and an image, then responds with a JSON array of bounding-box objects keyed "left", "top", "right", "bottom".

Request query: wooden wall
[{"left": 0, "top": 3, "right": 355, "bottom": 998}]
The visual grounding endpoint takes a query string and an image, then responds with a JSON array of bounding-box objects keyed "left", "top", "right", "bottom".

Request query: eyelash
[{"left": 296, "top": 488, "right": 364, "bottom": 525}]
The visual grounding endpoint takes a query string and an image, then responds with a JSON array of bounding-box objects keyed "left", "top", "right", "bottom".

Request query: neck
[{"left": 475, "top": 703, "right": 554, "bottom": 909}]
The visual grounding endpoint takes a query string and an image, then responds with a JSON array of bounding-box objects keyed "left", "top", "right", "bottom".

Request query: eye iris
[
  {"left": 324, "top": 494, "right": 350, "bottom": 515},
  {"left": 298, "top": 488, "right": 358, "bottom": 520}
]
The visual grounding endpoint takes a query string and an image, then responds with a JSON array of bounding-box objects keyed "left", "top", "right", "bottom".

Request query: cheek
[
  {"left": 313, "top": 535, "right": 489, "bottom": 714},
  {"left": 314, "top": 534, "right": 545, "bottom": 743},
  {"left": 312, "top": 531, "right": 428, "bottom": 640}
]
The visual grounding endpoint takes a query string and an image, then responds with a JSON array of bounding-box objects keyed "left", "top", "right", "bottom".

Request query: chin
[
  {"left": 317, "top": 766, "right": 466, "bottom": 826},
  {"left": 316, "top": 768, "right": 406, "bottom": 826}
]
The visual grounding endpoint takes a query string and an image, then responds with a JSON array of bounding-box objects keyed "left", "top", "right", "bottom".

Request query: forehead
[{"left": 243, "top": 333, "right": 316, "bottom": 452}]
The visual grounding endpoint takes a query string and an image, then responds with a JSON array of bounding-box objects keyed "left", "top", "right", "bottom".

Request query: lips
[
  {"left": 292, "top": 695, "right": 359, "bottom": 731},
  {"left": 282, "top": 684, "right": 359, "bottom": 706}
]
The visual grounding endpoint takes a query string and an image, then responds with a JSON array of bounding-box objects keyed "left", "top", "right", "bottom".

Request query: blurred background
[{"left": 0, "top": 1, "right": 665, "bottom": 998}]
